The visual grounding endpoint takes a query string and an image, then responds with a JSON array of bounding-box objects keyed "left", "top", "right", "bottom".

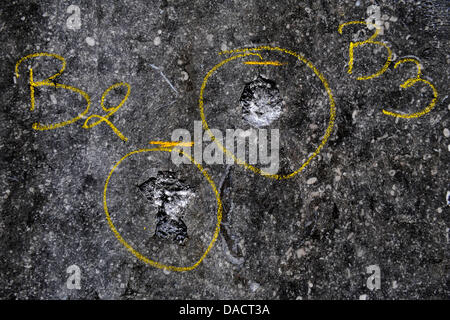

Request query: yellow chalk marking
[
  {"left": 17, "top": 53, "right": 90, "bottom": 130},
  {"left": 149, "top": 141, "right": 194, "bottom": 148},
  {"left": 382, "top": 58, "right": 438, "bottom": 118},
  {"left": 30, "top": 78, "right": 91, "bottom": 130},
  {"left": 83, "top": 115, "right": 128, "bottom": 141},
  {"left": 219, "top": 50, "right": 262, "bottom": 59},
  {"left": 28, "top": 76, "right": 90, "bottom": 131},
  {"left": 103, "top": 148, "right": 223, "bottom": 272},
  {"left": 201, "top": 46, "right": 336, "bottom": 180},
  {"left": 17, "top": 52, "right": 131, "bottom": 140},
  {"left": 243, "top": 61, "right": 287, "bottom": 66},
  {"left": 394, "top": 58, "right": 422, "bottom": 78},
  {"left": 82, "top": 82, "right": 131, "bottom": 141},
  {"left": 338, "top": 21, "right": 392, "bottom": 80}
]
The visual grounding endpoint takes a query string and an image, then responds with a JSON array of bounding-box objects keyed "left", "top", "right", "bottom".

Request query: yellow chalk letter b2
[{"left": 338, "top": 21, "right": 392, "bottom": 81}]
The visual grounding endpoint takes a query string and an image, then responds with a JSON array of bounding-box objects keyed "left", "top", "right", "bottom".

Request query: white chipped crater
[{"left": 138, "top": 171, "right": 195, "bottom": 220}]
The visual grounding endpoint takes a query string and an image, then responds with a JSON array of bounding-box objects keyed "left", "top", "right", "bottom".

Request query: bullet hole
[
  {"left": 138, "top": 171, "right": 195, "bottom": 245},
  {"left": 240, "top": 75, "right": 283, "bottom": 128}
]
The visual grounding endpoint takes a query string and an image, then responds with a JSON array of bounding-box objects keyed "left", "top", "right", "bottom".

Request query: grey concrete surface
[{"left": 0, "top": 0, "right": 448, "bottom": 299}]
